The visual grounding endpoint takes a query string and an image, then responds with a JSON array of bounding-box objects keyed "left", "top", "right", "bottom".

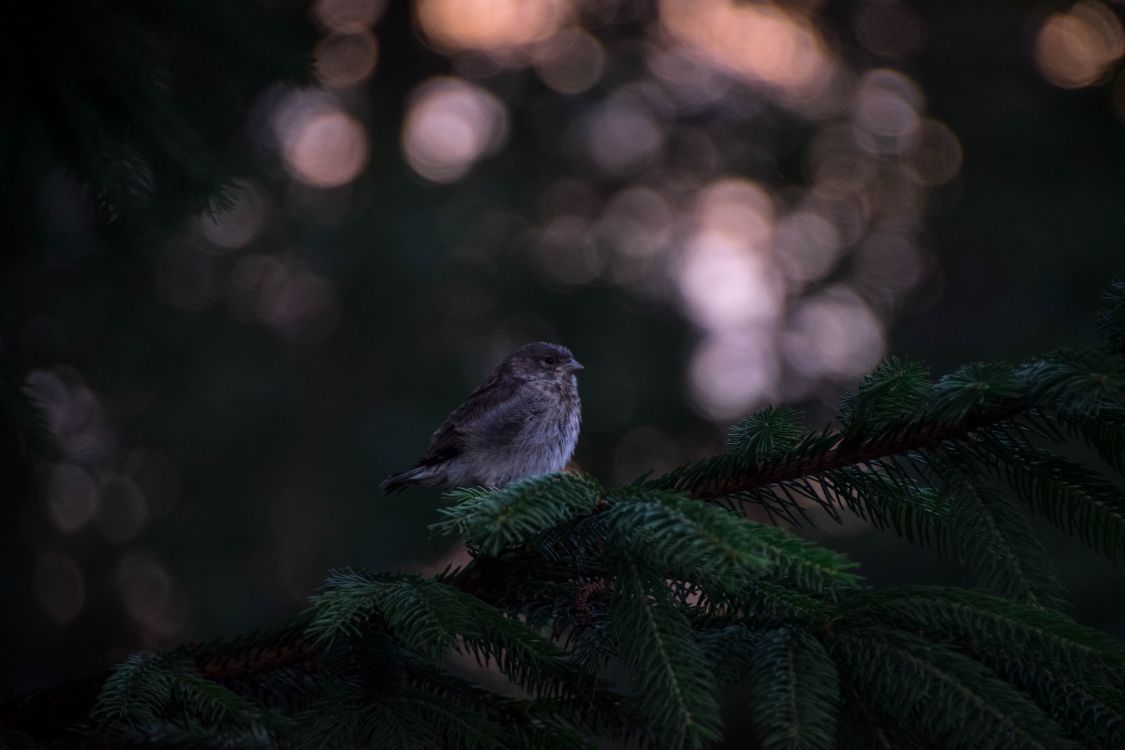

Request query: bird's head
[{"left": 506, "top": 342, "right": 584, "bottom": 383}]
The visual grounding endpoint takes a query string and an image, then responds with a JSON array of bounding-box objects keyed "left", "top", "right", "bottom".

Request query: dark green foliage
[
  {"left": 927, "top": 361, "right": 1023, "bottom": 421},
  {"left": 828, "top": 629, "right": 1080, "bottom": 749},
  {"left": 18, "top": 289, "right": 1125, "bottom": 748},
  {"left": 1098, "top": 279, "right": 1125, "bottom": 350},
  {"left": 435, "top": 473, "right": 602, "bottom": 555},
  {"left": 986, "top": 655, "right": 1125, "bottom": 750},
  {"left": 731, "top": 521, "right": 860, "bottom": 598},
  {"left": 90, "top": 652, "right": 175, "bottom": 729},
  {"left": 838, "top": 587, "right": 1125, "bottom": 674},
  {"left": 840, "top": 357, "right": 932, "bottom": 433},
  {"left": 727, "top": 406, "right": 805, "bottom": 463},
  {"left": 603, "top": 490, "right": 773, "bottom": 594},
  {"left": 989, "top": 446, "right": 1125, "bottom": 560},
  {"left": 2, "top": 0, "right": 315, "bottom": 230},
  {"left": 609, "top": 553, "right": 722, "bottom": 750},
  {"left": 948, "top": 485, "right": 1066, "bottom": 609},
  {"left": 306, "top": 571, "right": 572, "bottom": 694},
  {"left": 90, "top": 652, "right": 277, "bottom": 744},
  {"left": 745, "top": 628, "right": 840, "bottom": 750}
]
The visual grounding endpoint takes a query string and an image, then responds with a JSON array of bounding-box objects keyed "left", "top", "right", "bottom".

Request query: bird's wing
[{"left": 418, "top": 372, "right": 528, "bottom": 465}]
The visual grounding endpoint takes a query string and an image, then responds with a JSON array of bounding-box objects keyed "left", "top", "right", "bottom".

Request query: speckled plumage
[{"left": 380, "top": 342, "right": 583, "bottom": 493}]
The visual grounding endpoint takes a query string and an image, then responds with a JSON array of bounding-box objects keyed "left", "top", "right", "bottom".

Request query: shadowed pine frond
[
  {"left": 434, "top": 473, "right": 602, "bottom": 555},
  {"left": 818, "top": 464, "right": 947, "bottom": 549},
  {"left": 840, "top": 357, "right": 932, "bottom": 434},
  {"left": 926, "top": 361, "right": 1023, "bottom": 422},
  {"left": 1020, "top": 349, "right": 1125, "bottom": 415},
  {"left": 292, "top": 692, "right": 398, "bottom": 750},
  {"left": 697, "top": 625, "right": 764, "bottom": 685},
  {"left": 609, "top": 552, "right": 721, "bottom": 750},
  {"left": 837, "top": 587, "right": 1125, "bottom": 684},
  {"left": 168, "top": 670, "right": 273, "bottom": 736},
  {"left": 746, "top": 627, "right": 839, "bottom": 750},
  {"left": 985, "top": 654, "right": 1125, "bottom": 750},
  {"left": 696, "top": 614, "right": 854, "bottom": 750},
  {"left": 91, "top": 651, "right": 274, "bottom": 742},
  {"left": 737, "top": 522, "right": 861, "bottom": 598},
  {"left": 951, "top": 485, "right": 1065, "bottom": 609},
  {"left": 603, "top": 490, "right": 772, "bottom": 594},
  {"left": 918, "top": 452, "right": 1067, "bottom": 609},
  {"left": 828, "top": 627, "right": 1078, "bottom": 750},
  {"left": 983, "top": 444, "right": 1125, "bottom": 560},
  {"left": 90, "top": 652, "right": 174, "bottom": 728},
  {"left": 1098, "top": 279, "right": 1125, "bottom": 349},
  {"left": 306, "top": 570, "right": 575, "bottom": 698},
  {"left": 1059, "top": 408, "right": 1125, "bottom": 474},
  {"left": 733, "top": 580, "right": 835, "bottom": 629}
]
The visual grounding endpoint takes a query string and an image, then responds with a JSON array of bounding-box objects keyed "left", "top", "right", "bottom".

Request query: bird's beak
[{"left": 563, "top": 358, "right": 585, "bottom": 373}]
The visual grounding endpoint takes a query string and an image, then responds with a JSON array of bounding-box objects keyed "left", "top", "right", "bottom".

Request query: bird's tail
[{"left": 380, "top": 465, "right": 435, "bottom": 495}]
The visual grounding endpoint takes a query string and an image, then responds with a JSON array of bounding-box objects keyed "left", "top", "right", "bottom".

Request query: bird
[{"left": 380, "top": 342, "right": 584, "bottom": 494}]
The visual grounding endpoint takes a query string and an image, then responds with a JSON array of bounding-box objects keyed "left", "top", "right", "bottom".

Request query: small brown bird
[{"left": 380, "top": 342, "right": 584, "bottom": 493}]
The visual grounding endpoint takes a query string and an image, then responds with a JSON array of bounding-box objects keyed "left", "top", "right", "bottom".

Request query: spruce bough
[{"left": 6, "top": 289, "right": 1125, "bottom": 749}]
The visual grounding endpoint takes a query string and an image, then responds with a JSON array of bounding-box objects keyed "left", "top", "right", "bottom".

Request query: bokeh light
[
  {"left": 774, "top": 210, "right": 841, "bottom": 285},
  {"left": 315, "top": 31, "right": 379, "bottom": 88},
  {"left": 1035, "top": 1, "right": 1125, "bottom": 89},
  {"left": 690, "top": 331, "right": 781, "bottom": 420},
  {"left": 852, "top": 69, "right": 924, "bottom": 156},
  {"left": 46, "top": 463, "right": 98, "bottom": 533},
  {"left": 903, "top": 119, "right": 963, "bottom": 186},
  {"left": 530, "top": 215, "right": 606, "bottom": 287},
  {"left": 25, "top": 367, "right": 118, "bottom": 468},
  {"left": 533, "top": 28, "right": 606, "bottom": 94},
  {"left": 416, "top": 0, "right": 572, "bottom": 56},
  {"left": 584, "top": 92, "right": 664, "bottom": 177},
  {"left": 273, "top": 90, "right": 370, "bottom": 188},
  {"left": 117, "top": 552, "right": 188, "bottom": 641},
  {"left": 677, "top": 180, "right": 779, "bottom": 331},
  {"left": 660, "top": 0, "right": 834, "bottom": 104},
  {"left": 782, "top": 287, "right": 885, "bottom": 380},
  {"left": 228, "top": 253, "right": 341, "bottom": 346},
  {"left": 853, "top": 231, "right": 927, "bottom": 310},
  {"left": 196, "top": 181, "right": 268, "bottom": 251},
  {"left": 402, "top": 77, "right": 509, "bottom": 183},
  {"left": 312, "top": 0, "right": 387, "bottom": 32}
]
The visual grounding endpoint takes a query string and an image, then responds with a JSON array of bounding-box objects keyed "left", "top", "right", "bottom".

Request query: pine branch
[
  {"left": 745, "top": 627, "right": 840, "bottom": 750},
  {"left": 828, "top": 628, "right": 1079, "bottom": 749},
  {"left": 652, "top": 402, "right": 1027, "bottom": 500},
  {"left": 609, "top": 552, "right": 722, "bottom": 750}
]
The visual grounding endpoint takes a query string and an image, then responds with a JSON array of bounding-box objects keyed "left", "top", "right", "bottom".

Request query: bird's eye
[{"left": 544, "top": 356, "right": 557, "bottom": 366}]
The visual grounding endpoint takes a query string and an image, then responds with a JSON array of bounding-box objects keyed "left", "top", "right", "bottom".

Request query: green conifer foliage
[{"left": 5, "top": 285, "right": 1125, "bottom": 749}]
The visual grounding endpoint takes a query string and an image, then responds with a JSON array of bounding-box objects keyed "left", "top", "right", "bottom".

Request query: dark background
[{"left": 3, "top": 0, "right": 1124, "bottom": 697}]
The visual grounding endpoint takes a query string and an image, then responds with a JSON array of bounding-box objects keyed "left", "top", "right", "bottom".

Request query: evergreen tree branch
[{"left": 651, "top": 403, "right": 1027, "bottom": 501}]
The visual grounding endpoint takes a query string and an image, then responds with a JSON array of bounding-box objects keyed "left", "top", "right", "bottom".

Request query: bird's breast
[{"left": 480, "top": 381, "right": 580, "bottom": 484}]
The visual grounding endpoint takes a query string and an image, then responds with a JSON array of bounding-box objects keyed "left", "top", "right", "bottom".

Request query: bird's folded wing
[{"left": 418, "top": 372, "right": 526, "bottom": 464}]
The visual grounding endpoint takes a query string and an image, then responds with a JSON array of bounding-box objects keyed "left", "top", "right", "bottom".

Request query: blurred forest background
[{"left": 3, "top": 0, "right": 1125, "bottom": 698}]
